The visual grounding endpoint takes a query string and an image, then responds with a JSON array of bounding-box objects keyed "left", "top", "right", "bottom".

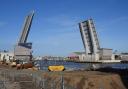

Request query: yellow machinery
[
  {"left": 48, "top": 65, "right": 65, "bottom": 71},
  {"left": 10, "top": 62, "right": 16, "bottom": 67}
]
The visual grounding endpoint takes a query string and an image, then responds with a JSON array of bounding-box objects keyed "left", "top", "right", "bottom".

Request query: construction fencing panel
[
  {"left": 0, "top": 68, "right": 77, "bottom": 89},
  {"left": 31, "top": 71, "right": 76, "bottom": 89}
]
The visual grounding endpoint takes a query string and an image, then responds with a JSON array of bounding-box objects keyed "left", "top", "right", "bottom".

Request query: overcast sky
[{"left": 0, "top": 0, "right": 128, "bottom": 56}]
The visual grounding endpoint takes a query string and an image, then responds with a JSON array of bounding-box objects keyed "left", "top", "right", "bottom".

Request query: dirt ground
[
  {"left": 43, "top": 71, "right": 127, "bottom": 89},
  {"left": 0, "top": 64, "right": 127, "bottom": 89}
]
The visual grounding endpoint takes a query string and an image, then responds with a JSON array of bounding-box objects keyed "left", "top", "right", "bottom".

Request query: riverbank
[{"left": 0, "top": 64, "right": 127, "bottom": 89}]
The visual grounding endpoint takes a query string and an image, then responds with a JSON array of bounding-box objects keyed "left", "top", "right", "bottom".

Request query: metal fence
[{"left": 0, "top": 69, "right": 76, "bottom": 89}]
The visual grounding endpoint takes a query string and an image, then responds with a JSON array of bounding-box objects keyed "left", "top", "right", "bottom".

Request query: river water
[{"left": 35, "top": 60, "right": 128, "bottom": 71}]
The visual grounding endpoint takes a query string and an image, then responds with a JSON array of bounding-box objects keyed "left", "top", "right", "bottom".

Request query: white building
[
  {"left": 120, "top": 53, "right": 128, "bottom": 61},
  {"left": 0, "top": 51, "right": 14, "bottom": 63},
  {"left": 99, "top": 48, "right": 113, "bottom": 60}
]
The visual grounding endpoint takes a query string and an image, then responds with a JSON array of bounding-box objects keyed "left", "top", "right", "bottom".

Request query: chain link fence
[{"left": 0, "top": 68, "right": 76, "bottom": 89}]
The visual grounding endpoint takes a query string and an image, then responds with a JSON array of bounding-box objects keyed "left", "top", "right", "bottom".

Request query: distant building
[
  {"left": 99, "top": 48, "right": 113, "bottom": 60},
  {"left": 34, "top": 56, "right": 42, "bottom": 60},
  {"left": 40, "top": 56, "right": 64, "bottom": 60},
  {"left": 120, "top": 53, "right": 128, "bottom": 61},
  {"left": 0, "top": 51, "right": 14, "bottom": 63},
  {"left": 68, "top": 52, "right": 86, "bottom": 61}
]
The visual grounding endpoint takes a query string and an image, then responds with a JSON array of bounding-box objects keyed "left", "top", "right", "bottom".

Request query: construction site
[{"left": 0, "top": 10, "right": 127, "bottom": 89}]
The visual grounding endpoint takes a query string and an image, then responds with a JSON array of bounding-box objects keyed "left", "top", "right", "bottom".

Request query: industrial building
[
  {"left": 120, "top": 53, "right": 128, "bottom": 61},
  {"left": 0, "top": 51, "right": 14, "bottom": 63},
  {"left": 68, "top": 52, "right": 85, "bottom": 61}
]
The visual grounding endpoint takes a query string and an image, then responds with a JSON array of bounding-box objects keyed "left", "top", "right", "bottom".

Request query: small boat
[{"left": 48, "top": 65, "right": 65, "bottom": 71}]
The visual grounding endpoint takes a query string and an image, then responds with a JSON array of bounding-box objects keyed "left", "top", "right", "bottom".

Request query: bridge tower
[
  {"left": 79, "top": 19, "right": 100, "bottom": 61},
  {"left": 14, "top": 11, "right": 34, "bottom": 62}
]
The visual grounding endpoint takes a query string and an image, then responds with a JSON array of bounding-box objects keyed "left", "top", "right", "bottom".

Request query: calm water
[{"left": 35, "top": 60, "right": 128, "bottom": 71}]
